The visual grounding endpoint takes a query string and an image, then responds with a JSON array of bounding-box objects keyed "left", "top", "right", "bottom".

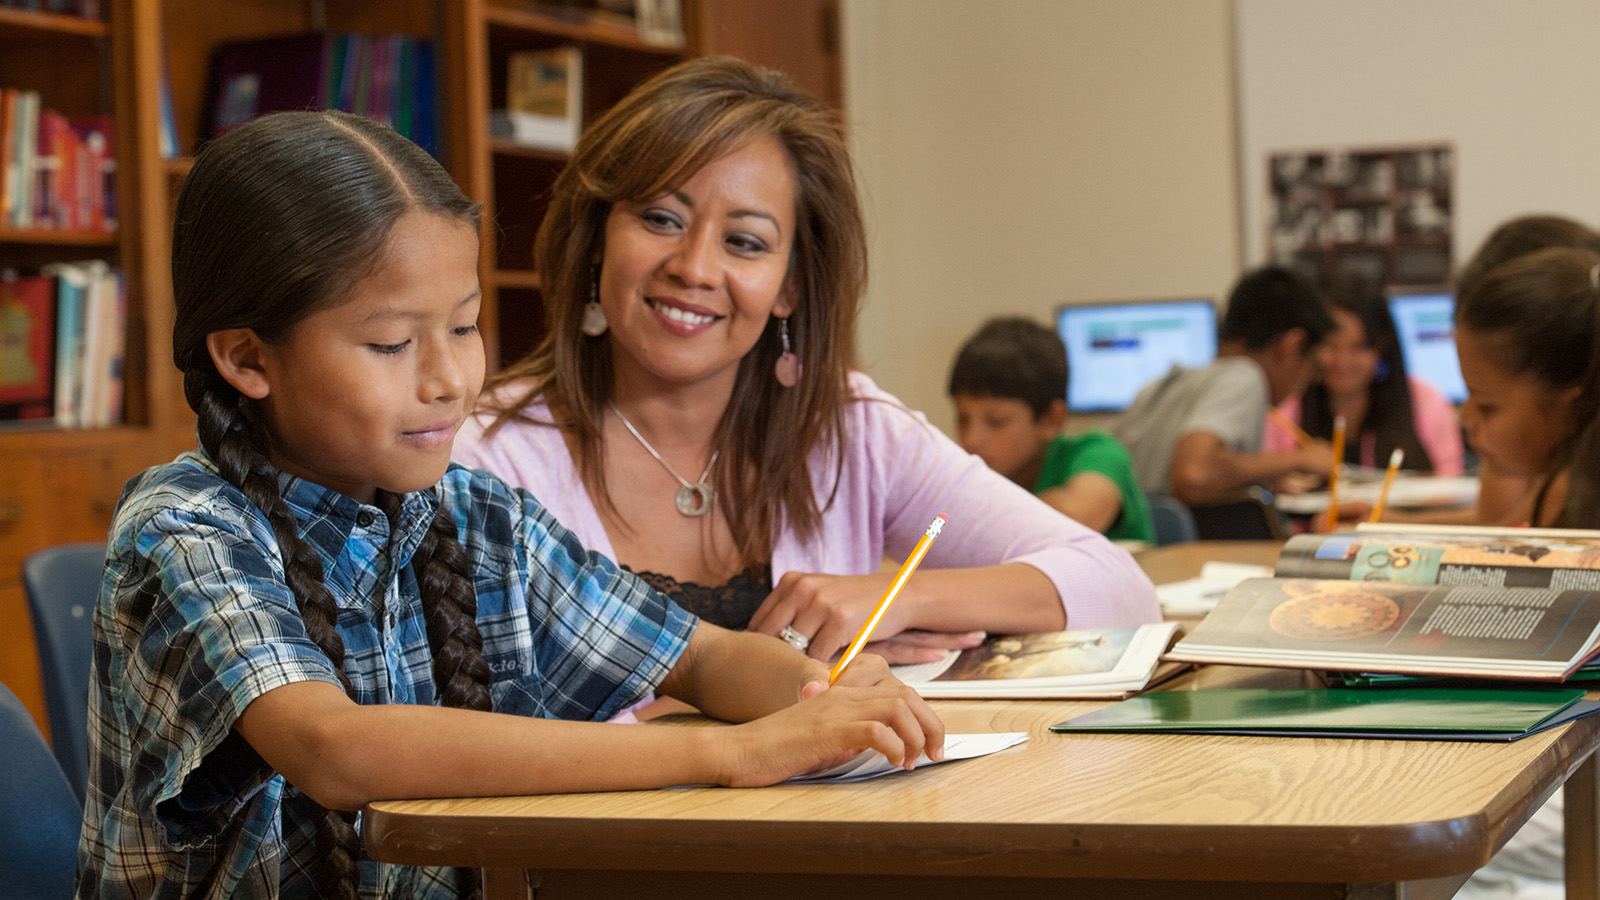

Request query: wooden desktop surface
[{"left": 363, "top": 542, "right": 1600, "bottom": 900}]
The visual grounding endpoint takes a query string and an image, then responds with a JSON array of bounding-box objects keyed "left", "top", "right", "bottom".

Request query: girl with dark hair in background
[{"left": 1264, "top": 276, "right": 1464, "bottom": 476}]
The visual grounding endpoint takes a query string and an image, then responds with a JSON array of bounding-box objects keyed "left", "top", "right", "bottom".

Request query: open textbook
[
  {"left": 891, "top": 622, "right": 1183, "bottom": 699},
  {"left": 1165, "top": 525, "right": 1600, "bottom": 681}
]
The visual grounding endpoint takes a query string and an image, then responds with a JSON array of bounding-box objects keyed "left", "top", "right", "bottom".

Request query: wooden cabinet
[{"left": 0, "top": 0, "right": 836, "bottom": 733}]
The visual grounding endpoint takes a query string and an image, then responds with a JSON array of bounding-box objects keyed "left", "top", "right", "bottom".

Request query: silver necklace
[{"left": 609, "top": 403, "right": 719, "bottom": 517}]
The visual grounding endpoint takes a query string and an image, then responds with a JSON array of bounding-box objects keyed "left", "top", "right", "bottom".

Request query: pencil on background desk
[
  {"left": 1324, "top": 416, "right": 1346, "bottom": 532},
  {"left": 1369, "top": 448, "right": 1405, "bottom": 522},
  {"left": 1268, "top": 408, "right": 1314, "bottom": 447},
  {"left": 828, "top": 514, "right": 947, "bottom": 685}
]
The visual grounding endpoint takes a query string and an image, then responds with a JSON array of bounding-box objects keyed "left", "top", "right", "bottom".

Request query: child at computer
[
  {"left": 76, "top": 109, "right": 943, "bottom": 899},
  {"left": 948, "top": 317, "right": 1155, "bottom": 543}
]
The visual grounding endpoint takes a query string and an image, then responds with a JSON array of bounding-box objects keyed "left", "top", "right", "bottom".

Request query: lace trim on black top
[{"left": 624, "top": 563, "right": 774, "bottom": 630}]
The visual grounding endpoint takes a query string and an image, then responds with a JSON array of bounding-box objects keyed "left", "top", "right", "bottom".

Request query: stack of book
[
  {"left": 1165, "top": 525, "right": 1600, "bottom": 681},
  {"left": 489, "top": 47, "right": 582, "bottom": 152},
  {"left": 0, "top": 260, "right": 125, "bottom": 428},
  {"left": 1049, "top": 525, "right": 1600, "bottom": 742},
  {"left": 1, "top": 90, "right": 117, "bottom": 233}
]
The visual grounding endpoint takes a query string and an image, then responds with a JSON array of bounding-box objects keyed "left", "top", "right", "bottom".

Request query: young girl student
[
  {"left": 1455, "top": 245, "right": 1598, "bottom": 529},
  {"left": 77, "top": 109, "right": 943, "bottom": 899},
  {"left": 1449, "top": 244, "right": 1600, "bottom": 900}
]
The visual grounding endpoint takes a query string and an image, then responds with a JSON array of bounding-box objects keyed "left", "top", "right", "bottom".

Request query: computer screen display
[
  {"left": 1387, "top": 292, "right": 1466, "bottom": 404},
  {"left": 1056, "top": 299, "right": 1218, "bottom": 413}
]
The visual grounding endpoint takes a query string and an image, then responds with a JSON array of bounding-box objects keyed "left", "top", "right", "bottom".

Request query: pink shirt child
[{"left": 1263, "top": 377, "right": 1465, "bottom": 476}]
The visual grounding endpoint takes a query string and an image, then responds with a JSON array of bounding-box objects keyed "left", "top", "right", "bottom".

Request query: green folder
[{"left": 1050, "top": 688, "right": 1599, "bottom": 742}]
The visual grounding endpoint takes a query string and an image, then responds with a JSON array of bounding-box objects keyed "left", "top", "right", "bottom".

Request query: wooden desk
[{"left": 364, "top": 542, "right": 1600, "bottom": 900}]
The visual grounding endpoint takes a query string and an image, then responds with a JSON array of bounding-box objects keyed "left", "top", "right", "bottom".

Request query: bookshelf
[{"left": 0, "top": 0, "right": 837, "bottom": 733}]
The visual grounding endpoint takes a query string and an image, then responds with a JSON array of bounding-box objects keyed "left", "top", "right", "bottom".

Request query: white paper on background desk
[
  {"left": 1275, "top": 475, "right": 1480, "bottom": 515},
  {"left": 783, "top": 732, "right": 1030, "bottom": 784},
  {"left": 1154, "top": 561, "right": 1273, "bottom": 617}
]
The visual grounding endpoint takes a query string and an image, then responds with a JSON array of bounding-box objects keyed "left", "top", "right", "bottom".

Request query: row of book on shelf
[
  {"left": 0, "top": 260, "right": 124, "bottom": 428},
  {"left": 203, "top": 32, "right": 437, "bottom": 157},
  {"left": 903, "top": 523, "right": 1600, "bottom": 741},
  {"left": 1, "top": 89, "right": 117, "bottom": 232}
]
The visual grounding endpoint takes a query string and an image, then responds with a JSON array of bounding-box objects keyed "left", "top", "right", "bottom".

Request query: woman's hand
[
  {"left": 750, "top": 571, "right": 912, "bottom": 663},
  {"left": 711, "top": 653, "right": 946, "bottom": 788}
]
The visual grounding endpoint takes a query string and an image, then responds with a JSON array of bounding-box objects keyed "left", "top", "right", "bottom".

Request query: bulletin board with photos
[{"left": 1267, "top": 144, "right": 1453, "bottom": 290}]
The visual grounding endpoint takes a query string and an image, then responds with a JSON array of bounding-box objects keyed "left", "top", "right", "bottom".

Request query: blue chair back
[
  {"left": 1147, "top": 495, "right": 1198, "bottom": 545},
  {"left": 23, "top": 541, "right": 105, "bottom": 802},
  {"left": 0, "top": 681, "right": 81, "bottom": 900}
]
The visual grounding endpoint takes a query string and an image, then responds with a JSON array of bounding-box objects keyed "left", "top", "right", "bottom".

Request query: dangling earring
[
  {"left": 774, "top": 317, "right": 799, "bottom": 387},
  {"left": 581, "top": 265, "right": 608, "bottom": 337}
]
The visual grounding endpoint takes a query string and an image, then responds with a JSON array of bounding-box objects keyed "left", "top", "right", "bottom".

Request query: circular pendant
[{"left": 675, "top": 482, "right": 715, "bottom": 517}]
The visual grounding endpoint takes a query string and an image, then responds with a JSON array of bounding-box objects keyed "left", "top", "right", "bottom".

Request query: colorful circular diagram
[{"left": 1269, "top": 581, "right": 1401, "bottom": 641}]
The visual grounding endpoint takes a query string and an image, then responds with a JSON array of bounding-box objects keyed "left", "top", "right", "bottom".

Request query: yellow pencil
[
  {"left": 828, "top": 514, "right": 947, "bottom": 686},
  {"left": 1324, "top": 415, "right": 1346, "bottom": 532},
  {"left": 1268, "top": 407, "right": 1314, "bottom": 448},
  {"left": 1369, "top": 448, "right": 1405, "bottom": 523}
]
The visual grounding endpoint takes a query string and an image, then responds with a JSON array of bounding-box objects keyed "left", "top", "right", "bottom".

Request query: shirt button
[{"left": 356, "top": 510, "right": 376, "bottom": 528}]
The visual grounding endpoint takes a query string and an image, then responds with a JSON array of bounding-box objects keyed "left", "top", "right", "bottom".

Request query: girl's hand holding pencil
[{"left": 716, "top": 653, "right": 947, "bottom": 786}]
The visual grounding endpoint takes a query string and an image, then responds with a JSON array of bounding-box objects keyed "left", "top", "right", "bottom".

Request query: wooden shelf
[
  {"left": 0, "top": 226, "right": 117, "bottom": 247},
  {"left": 0, "top": 6, "right": 109, "bottom": 39},
  {"left": 493, "top": 268, "right": 541, "bottom": 290},
  {"left": 490, "top": 140, "right": 569, "bottom": 162},
  {"left": 0, "top": 423, "right": 149, "bottom": 453},
  {"left": 482, "top": 5, "right": 683, "bottom": 55}
]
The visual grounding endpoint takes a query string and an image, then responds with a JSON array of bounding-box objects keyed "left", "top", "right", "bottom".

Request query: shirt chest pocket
[{"left": 475, "top": 607, "right": 542, "bottom": 715}]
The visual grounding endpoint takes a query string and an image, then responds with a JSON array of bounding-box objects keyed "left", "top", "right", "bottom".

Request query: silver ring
[{"left": 778, "top": 625, "right": 810, "bottom": 651}]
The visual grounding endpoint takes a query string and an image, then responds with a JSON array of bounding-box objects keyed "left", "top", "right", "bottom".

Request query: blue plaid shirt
[{"left": 77, "top": 451, "right": 697, "bottom": 899}]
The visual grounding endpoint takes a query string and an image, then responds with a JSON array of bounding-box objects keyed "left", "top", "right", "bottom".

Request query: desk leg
[
  {"left": 482, "top": 867, "right": 535, "bottom": 900},
  {"left": 1567, "top": 754, "right": 1599, "bottom": 900}
]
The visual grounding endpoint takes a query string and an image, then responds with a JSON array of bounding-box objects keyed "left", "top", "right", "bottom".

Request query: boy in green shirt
[{"left": 948, "top": 317, "right": 1155, "bottom": 544}]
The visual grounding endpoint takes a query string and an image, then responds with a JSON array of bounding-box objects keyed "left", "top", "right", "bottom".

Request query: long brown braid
[
  {"left": 373, "top": 489, "right": 491, "bottom": 900},
  {"left": 171, "top": 110, "right": 486, "bottom": 899}
]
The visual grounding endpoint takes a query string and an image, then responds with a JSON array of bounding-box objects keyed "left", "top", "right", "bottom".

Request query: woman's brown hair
[
  {"left": 171, "top": 109, "right": 490, "bottom": 900},
  {"left": 478, "top": 56, "right": 868, "bottom": 568}
]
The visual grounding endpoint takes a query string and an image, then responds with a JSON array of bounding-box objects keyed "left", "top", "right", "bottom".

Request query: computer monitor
[
  {"left": 1386, "top": 291, "right": 1466, "bottom": 404},
  {"left": 1055, "top": 298, "right": 1218, "bottom": 413}
]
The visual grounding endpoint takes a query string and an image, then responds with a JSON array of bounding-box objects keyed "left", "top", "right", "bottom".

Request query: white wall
[
  {"left": 841, "top": 0, "right": 1240, "bottom": 432},
  {"left": 1235, "top": 0, "right": 1600, "bottom": 271}
]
